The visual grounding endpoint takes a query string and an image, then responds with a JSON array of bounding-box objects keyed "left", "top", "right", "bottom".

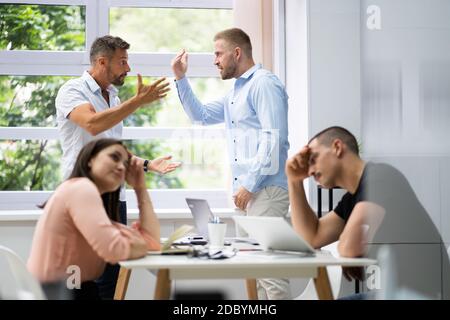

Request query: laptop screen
[{"left": 185, "top": 198, "right": 214, "bottom": 238}]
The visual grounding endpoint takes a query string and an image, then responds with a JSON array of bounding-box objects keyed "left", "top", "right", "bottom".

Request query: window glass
[
  {"left": 0, "top": 137, "right": 229, "bottom": 191},
  {"left": 109, "top": 7, "right": 232, "bottom": 52},
  {"left": 0, "top": 76, "right": 73, "bottom": 127},
  {"left": 0, "top": 140, "right": 62, "bottom": 191},
  {"left": 124, "top": 138, "right": 229, "bottom": 189},
  {"left": 0, "top": 4, "right": 85, "bottom": 51},
  {"left": 121, "top": 76, "right": 232, "bottom": 127}
]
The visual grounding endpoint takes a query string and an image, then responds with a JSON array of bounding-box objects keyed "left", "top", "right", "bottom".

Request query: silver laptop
[
  {"left": 185, "top": 198, "right": 258, "bottom": 246},
  {"left": 233, "top": 216, "right": 316, "bottom": 254},
  {"left": 185, "top": 198, "right": 215, "bottom": 239}
]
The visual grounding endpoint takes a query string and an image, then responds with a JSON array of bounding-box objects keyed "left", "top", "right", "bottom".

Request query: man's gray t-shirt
[{"left": 333, "top": 162, "right": 449, "bottom": 298}]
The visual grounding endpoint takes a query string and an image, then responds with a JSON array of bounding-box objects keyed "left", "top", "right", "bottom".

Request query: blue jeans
[{"left": 95, "top": 201, "right": 127, "bottom": 300}]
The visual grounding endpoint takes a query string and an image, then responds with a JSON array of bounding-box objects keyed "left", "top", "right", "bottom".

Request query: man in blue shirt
[{"left": 171, "top": 28, "right": 291, "bottom": 300}]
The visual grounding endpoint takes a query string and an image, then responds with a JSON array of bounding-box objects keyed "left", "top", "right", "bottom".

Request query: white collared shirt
[{"left": 55, "top": 71, "right": 125, "bottom": 200}]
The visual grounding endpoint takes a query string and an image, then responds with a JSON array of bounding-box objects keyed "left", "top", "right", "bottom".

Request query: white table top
[
  {"left": 119, "top": 249, "right": 376, "bottom": 286},
  {"left": 119, "top": 250, "right": 376, "bottom": 270}
]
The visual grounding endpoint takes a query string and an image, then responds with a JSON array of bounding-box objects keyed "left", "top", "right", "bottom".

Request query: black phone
[{"left": 190, "top": 240, "right": 208, "bottom": 245}]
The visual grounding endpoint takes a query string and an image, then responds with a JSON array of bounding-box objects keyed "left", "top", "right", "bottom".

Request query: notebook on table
[{"left": 147, "top": 225, "right": 195, "bottom": 255}]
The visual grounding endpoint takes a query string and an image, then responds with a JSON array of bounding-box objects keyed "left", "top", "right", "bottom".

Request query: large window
[{"left": 0, "top": 0, "right": 233, "bottom": 209}]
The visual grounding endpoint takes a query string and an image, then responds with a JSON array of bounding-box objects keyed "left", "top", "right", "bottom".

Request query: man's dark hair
[
  {"left": 309, "top": 126, "right": 359, "bottom": 155},
  {"left": 214, "top": 28, "right": 252, "bottom": 58},
  {"left": 89, "top": 35, "right": 130, "bottom": 65}
]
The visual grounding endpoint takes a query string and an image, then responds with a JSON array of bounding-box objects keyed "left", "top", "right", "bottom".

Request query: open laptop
[
  {"left": 233, "top": 216, "right": 316, "bottom": 255},
  {"left": 185, "top": 198, "right": 214, "bottom": 240},
  {"left": 185, "top": 198, "right": 258, "bottom": 246}
]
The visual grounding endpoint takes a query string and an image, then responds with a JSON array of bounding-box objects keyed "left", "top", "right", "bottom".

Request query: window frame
[{"left": 0, "top": 0, "right": 233, "bottom": 209}]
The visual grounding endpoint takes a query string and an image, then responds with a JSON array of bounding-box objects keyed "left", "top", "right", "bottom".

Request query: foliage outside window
[{"left": 0, "top": 4, "right": 85, "bottom": 50}]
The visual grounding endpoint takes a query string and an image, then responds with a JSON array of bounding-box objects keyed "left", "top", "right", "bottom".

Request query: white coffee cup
[{"left": 208, "top": 222, "right": 227, "bottom": 249}]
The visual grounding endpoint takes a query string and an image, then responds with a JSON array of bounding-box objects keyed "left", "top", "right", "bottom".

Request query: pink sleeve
[
  {"left": 66, "top": 179, "right": 131, "bottom": 263},
  {"left": 130, "top": 221, "right": 161, "bottom": 251}
]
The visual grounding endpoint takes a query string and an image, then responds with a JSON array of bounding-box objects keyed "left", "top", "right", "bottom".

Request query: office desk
[{"left": 115, "top": 251, "right": 376, "bottom": 300}]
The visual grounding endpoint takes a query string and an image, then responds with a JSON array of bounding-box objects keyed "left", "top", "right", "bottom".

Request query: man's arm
[
  {"left": 337, "top": 201, "right": 385, "bottom": 257},
  {"left": 69, "top": 75, "right": 169, "bottom": 136},
  {"left": 171, "top": 50, "right": 225, "bottom": 125},
  {"left": 286, "top": 148, "right": 345, "bottom": 249},
  {"left": 288, "top": 178, "right": 345, "bottom": 249}
]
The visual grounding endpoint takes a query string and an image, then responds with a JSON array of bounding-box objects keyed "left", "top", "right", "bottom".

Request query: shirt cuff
[
  {"left": 241, "top": 178, "right": 260, "bottom": 194},
  {"left": 174, "top": 76, "right": 188, "bottom": 88}
]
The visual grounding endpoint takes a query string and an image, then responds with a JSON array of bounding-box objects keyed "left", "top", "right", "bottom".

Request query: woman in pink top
[{"left": 27, "top": 138, "right": 161, "bottom": 299}]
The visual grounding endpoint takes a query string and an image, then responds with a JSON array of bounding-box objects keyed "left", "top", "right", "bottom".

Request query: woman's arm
[{"left": 126, "top": 156, "right": 161, "bottom": 250}]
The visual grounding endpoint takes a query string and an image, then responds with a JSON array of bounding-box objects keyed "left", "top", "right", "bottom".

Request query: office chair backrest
[{"left": 0, "top": 245, "right": 46, "bottom": 300}]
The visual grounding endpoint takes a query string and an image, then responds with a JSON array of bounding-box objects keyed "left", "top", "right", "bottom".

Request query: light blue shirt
[{"left": 175, "top": 64, "right": 289, "bottom": 193}]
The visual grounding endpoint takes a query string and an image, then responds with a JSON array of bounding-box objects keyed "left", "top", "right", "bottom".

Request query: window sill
[{"left": 0, "top": 208, "right": 238, "bottom": 222}]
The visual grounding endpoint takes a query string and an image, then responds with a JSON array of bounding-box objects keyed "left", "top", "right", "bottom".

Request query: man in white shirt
[{"left": 55, "top": 35, "right": 178, "bottom": 299}]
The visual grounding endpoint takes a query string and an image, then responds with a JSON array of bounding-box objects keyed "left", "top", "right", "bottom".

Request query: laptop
[
  {"left": 233, "top": 216, "right": 316, "bottom": 255},
  {"left": 185, "top": 198, "right": 215, "bottom": 240},
  {"left": 185, "top": 198, "right": 258, "bottom": 246}
]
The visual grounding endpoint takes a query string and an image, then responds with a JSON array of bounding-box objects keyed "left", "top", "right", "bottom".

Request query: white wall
[
  {"left": 285, "top": 0, "right": 309, "bottom": 156},
  {"left": 308, "top": 0, "right": 361, "bottom": 138},
  {"left": 306, "top": 0, "right": 361, "bottom": 222}
]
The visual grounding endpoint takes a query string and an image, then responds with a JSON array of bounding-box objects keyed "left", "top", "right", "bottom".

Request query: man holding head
[
  {"left": 171, "top": 28, "right": 290, "bottom": 300},
  {"left": 55, "top": 35, "right": 178, "bottom": 299},
  {"left": 286, "top": 126, "right": 448, "bottom": 299}
]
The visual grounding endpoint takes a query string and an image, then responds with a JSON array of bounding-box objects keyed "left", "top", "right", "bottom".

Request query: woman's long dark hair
[{"left": 39, "top": 138, "right": 128, "bottom": 222}]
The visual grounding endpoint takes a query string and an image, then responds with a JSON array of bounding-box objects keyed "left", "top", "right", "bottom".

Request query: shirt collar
[
  {"left": 82, "top": 71, "right": 118, "bottom": 95},
  {"left": 238, "top": 63, "right": 262, "bottom": 80}
]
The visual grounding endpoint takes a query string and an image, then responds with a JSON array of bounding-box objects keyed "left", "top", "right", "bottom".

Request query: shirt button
[
  {"left": 235, "top": 158, "right": 237, "bottom": 162},
  {"left": 233, "top": 140, "right": 236, "bottom": 143},
  {"left": 231, "top": 121, "right": 234, "bottom": 124},
  {"left": 231, "top": 101, "right": 234, "bottom": 104},
  {"left": 234, "top": 178, "right": 237, "bottom": 181}
]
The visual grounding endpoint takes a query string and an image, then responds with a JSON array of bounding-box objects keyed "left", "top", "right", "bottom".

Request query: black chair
[{"left": 317, "top": 186, "right": 360, "bottom": 294}]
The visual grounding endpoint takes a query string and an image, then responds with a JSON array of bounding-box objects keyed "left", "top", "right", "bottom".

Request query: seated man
[{"left": 286, "top": 126, "right": 449, "bottom": 299}]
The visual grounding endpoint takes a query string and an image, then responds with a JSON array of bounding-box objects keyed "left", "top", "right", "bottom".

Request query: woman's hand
[{"left": 125, "top": 156, "right": 146, "bottom": 190}]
